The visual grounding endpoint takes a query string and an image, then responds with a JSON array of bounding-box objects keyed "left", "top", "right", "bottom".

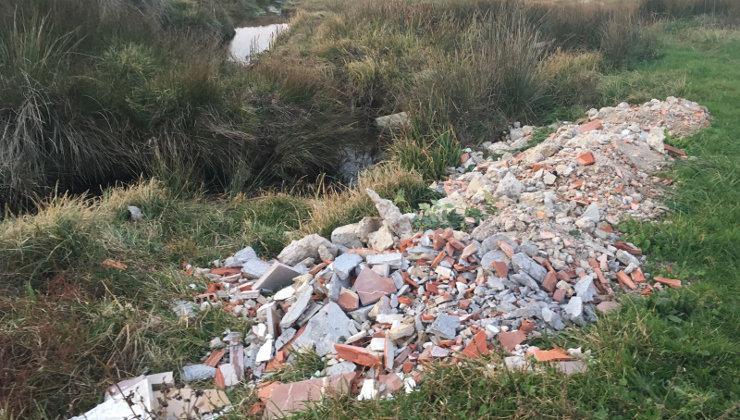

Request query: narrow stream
[{"left": 229, "top": 23, "right": 288, "bottom": 63}]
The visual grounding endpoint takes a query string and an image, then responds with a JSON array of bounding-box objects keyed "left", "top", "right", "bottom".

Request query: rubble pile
[{"left": 72, "top": 98, "right": 708, "bottom": 419}]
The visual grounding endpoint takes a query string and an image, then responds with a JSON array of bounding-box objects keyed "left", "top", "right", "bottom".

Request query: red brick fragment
[
  {"left": 263, "top": 372, "right": 355, "bottom": 419},
  {"left": 334, "top": 344, "right": 382, "bottom": 367},
  {"left": 631, "top": 268, "right": 646, "bottom": 283},
  {"left": 616, "top": 270, "right": 637, "bottom": 290},
  {"left": 398, "top": 296, "right": 413, "bottom": 306},
  {"left": 402, "top": 361, "right": 414, "bottom": 374},
  {"left": 497, "top": 241, "right": 516, "bottom": 258},
  {"left": 579, "top": 119, "right": 603, "bottom": 133},
  {"left": 204, "top": 349, "right": 226, "bottom": 367},
  {"left": 552, "top": 289, "right": 566, "bottom": 302},
  {"left": 461, "top": 330, "right": 489, "bottom": 359},
  {"left": 543, "top": 271, "right": 557, "bottom": 293},
  {"left": 401, "top": 270, "right": 418, "bottom": 288},
  {"left": 459, "top": 299, "right": 471, "bottom": 310},
  {"left": 498, "top": 330, "right": 527, "bottom": 352},
  {"left": 664, "top": 144, "right": 686, "bottom": 158},
  {"left": 431, "top": 251, "right": 446, "bottom": 268},
  {"left": 519, "top": 320, "right": 536, "bottom": 334},
  {"left": 654, "top": 276, "right": 682, "bottom": 289},
  {"left": 576, "top": 152, "right": 595, "bottom": 166},
  {"left": 533, "top": 348, "right": 571, "bottom": 362},
  {"left": 491, "top": 261, "right": 509, "bottom": 278},
  {"left": 211, "top": 267, "right": 241, "bottom": 276},
  {"left": 309, "top": 262, "right": 328, "bottom": 276},
  {"left": 615, "top": 241, "right": 642, "bottom": 256}
]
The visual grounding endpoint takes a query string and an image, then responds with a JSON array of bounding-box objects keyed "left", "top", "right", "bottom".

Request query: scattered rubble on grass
[
  {"left": 70, "top": 372, "right": 231, "bottom": 420},
  {"left": 74, "top": 98, "right": 706, "bottom": 419}
]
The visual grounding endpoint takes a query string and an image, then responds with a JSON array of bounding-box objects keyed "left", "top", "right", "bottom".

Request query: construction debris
[{"left": 77, "top": 98, "right": 706, "bottom": 419}]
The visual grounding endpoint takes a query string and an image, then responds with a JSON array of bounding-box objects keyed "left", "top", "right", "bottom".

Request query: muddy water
[{"left": 229, "top": 23, "right": 288, "bottom": 63}]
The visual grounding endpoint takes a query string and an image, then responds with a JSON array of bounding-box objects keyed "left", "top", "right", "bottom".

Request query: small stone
[
  {"left": 495, "top": 172, "right": 523, "bottom": 199},
  {"left": 430, "top": 346, "right": 450, "bottom": 358},
  {"left": 574, "top": 275, "right": 596, "bottom": 303},
  {"left": 616, "top": 250, "right": 640, "bottom": 267},
  {"left": 375, "top": 112, "right": 409, "bottom": 132},
  {"left": 331, "top": 223, "right": 363, "bottom": 248},
  {"left": 332, "top": 253, "right": 363, "bottom": 281},
  {"left": 565, "top": 296, "right": 583, "bottom": 319},
  {"left": 278, "top": 234, "right": 335, "bottom": 266},
  {"left": 542, "top": 307, "right": 566, "bottom": 330},
  {"left": 430, "top": 314, "right": 460, "bottom": 340},
  {"left": 255, "top": 339, "right": 274, "bottom": 363},
  {"left": 368, "top": 225, "right": 395, "bottom": 251},
  {"left": 216, "top": 363, "right": 239, "bottom": 387},
  {"left": 326, "top": 361, "right": 357, "bottom": 376},
  {"left": 582, "top": 203, "right": 600, "bottom": 223},
  {"left": 556, "top": 360, "right": 587, "bottom": 375},
  {"left": 127, "top": 205, "right": 144, "bottom": 220},
  {"left": 596, "top": 301, "right": 620, "bottom": 314},
  {"left": 293, "top": 302, "right": 354, "bottom": 356},
  {"left": 275, "top": 328, "right": 297, "bottom": 351},
  {"left": 366, "top": 189, "right": 413, "bottom": 238},
  {"left": 280, "top": 285, "right": 314, "bottom": 328},
  {"left": 182, "top": 364, "right": 216, "bottom": 382},
  {"left": 273, "top": 286, "right": 296, "bottom": 301},
  {"left": 388, "top": 322, "right": 415, "bottom": 342},
  {"left": 241, "top": 258, "right": 272, "bottom": 278},
  {"left": 367, "top": 252, "right": 404, "bottom": 268},
  {"left": 512, "top": 253, "right": 547, "bottom": 283},
  {"left": 646, "top": 127, "right": 665, "bottom": 152},
  {"left": 543, "top": 172, "right": 557, "bottom": 185}
]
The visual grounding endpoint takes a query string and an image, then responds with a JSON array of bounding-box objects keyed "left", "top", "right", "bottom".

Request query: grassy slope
[{"left": 291, "top": 22, "right": 740, "bottom": 420}]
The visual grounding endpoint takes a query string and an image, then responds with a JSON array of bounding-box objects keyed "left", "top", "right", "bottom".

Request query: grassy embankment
[
  {"left": 1, "top": 0, "right": 739, "bottom": 418},
  {"left": 2, "top": 0, "right": 682, "bottom": 210}
]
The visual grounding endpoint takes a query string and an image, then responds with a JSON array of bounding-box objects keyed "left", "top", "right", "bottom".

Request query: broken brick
[
  {"left": 334, "top": 344, "right": 382, "bottom": 367},
  {"left": 654, "top": 276, "right": 682, "bottom": 289},
  {"left": 498, "top": 330, "right": 527, "bottom": 352},
  {"left": 576, "top": 152, "right": 595, "bottom": 166}
]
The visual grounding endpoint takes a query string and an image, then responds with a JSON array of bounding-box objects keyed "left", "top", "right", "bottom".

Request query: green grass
[{"left": 289, "top": 21, "right": 740, "bottom": 420}]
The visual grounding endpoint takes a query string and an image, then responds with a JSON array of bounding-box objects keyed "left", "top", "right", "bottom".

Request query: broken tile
[
  {"left": 263, "top": 372, "right": 355, "bottom": 419},
  {"left": 253, "top": 262, "right": 301, "bottom": 292},
  {"left": 498, "top": 330, "right": 527, "bottom": 352},
  {"left": 353, "top": 266, "right": 396, "bottom": 306}
]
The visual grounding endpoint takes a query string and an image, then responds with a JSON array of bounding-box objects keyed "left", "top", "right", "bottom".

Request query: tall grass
[
  {"left": 2, "top": 0, "right": 733, "bottom": 209},
  {"left": 0, "top": 0, "right": 371, "bottom": 210}
]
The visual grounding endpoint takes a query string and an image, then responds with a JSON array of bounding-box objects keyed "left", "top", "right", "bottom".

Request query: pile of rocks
[{"left": 166, "top": 98, "right": 707, "bottom": 418}]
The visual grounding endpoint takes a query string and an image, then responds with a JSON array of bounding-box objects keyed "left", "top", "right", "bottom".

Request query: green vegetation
[
  {"left": 6, "top": 0, "right": 736, "bottom": 209},
  {"left": 1, "top": 0, "right": 739, "bottom": 418}
]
